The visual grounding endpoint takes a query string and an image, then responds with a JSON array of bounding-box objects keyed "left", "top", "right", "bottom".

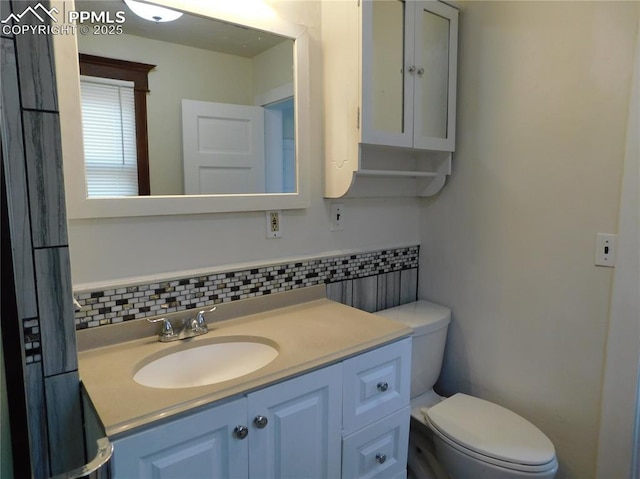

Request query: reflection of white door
[{"left": 182, "top": 99, "right": 265, "bottom": 194}]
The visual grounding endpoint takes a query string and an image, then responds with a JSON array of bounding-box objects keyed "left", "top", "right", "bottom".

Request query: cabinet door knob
[
  {"left": 377, "top": 381, "right": 389, "bottom": 392},
  {"left": 253, "top": 415, "right": 268, "bottom": 429},
  {"left": 376, "top": 453, "right": 387, "bottom": 464},
  {"left": 407, "top": 65, "right": 416, "bottom": 74},
  {"left": 233, "top": 425, "right": 249, "bottom": 439},
  {"left": 417, "top": 67, "right": 425, "bottom": 76}
]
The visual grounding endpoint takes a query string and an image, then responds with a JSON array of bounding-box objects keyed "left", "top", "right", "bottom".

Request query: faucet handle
[
  {"left": 147, "top": 317, "right": 178, "bottom": 342},
  {"left": 194, "top": 306, "right": 216, "bottom": 333}
]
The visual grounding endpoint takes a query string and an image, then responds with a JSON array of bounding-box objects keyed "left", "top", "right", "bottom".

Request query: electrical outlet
[
  {"left": 266, "top": 211, "right": 282, "bottom": 238},
  {"left": 595, "top": 233, "right": 616, "bottom": 267},
  {"left": 331, "top": 203, "right": 344, "bottom": 231}
]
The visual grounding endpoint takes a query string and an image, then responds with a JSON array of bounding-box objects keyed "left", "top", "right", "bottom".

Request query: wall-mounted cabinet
[{"left": 323, "top": 0, "right": 459, "bottom": 198}]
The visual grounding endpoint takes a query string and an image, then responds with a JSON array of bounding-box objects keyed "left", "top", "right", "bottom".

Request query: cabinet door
[
  {"left": 361, "top": 0, "right": 414, "bottom": 148},
  {"left": 412, "top": 0, "right": 458, "bottom": 151},
  {"left": 111, "top": 397, "right": 248, "bottom": 479},
  {"left": 247, "top": 363, "right": 342, "bottom": 479}
]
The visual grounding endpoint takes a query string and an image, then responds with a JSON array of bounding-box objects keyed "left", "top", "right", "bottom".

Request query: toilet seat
[{"left": 422, "top": 393, "right": 558, "bottom": 474}]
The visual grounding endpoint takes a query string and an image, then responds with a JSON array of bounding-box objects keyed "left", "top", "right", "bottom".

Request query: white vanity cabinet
[
  {"left": 111, "top": 364, "right": 342, "bottom": 479},
  {"left": 110, "top": 339, "right": 411, "bottom": 479},
  {"left": 323, "top": 0, "right": 459, "bottom": 198}
]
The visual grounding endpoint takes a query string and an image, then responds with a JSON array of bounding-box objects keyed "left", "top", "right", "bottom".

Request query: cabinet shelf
[
  {"left": 356, "top": 170, "right": 439, "bottom": 178},
  {"left": 339, "top": 146, "right": 452, "bottom": 198}
]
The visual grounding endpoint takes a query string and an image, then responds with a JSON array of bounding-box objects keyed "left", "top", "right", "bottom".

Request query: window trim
[{"left": 78, "top": 54, "right": 155, "bottom": 195}]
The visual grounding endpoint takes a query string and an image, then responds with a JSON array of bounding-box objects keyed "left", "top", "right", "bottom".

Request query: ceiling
[{"left": 74, "top": 0, "right": 288, "bottom": 57}]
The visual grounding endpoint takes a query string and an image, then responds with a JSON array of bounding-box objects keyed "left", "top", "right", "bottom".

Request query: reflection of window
[
  {"left": 80, "top": 77, "right": 138, "bottom": 197},
  {"left": 78, "top": 54, "right": 155, "bottom": 196}
]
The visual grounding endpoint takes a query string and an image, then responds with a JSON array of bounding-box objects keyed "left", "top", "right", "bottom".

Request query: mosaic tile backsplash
[
  {"left": 74, "top": 246, "right": 419, "bottom": 330},
  {"left": 23, "top": 318, "right": 42, "bottom": 364}
]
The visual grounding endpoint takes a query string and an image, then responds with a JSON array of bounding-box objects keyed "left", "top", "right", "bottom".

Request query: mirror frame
[{"left": 53, "top": 0, "right": 310, "bottom": 218}]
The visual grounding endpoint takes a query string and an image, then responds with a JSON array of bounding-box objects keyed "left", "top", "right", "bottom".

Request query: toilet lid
[
  {"left": 424, "top": 393, "right": 556, "bottom": 466},
  {"left": 375, "top": 300, "right": 451, "bottom": 335}
]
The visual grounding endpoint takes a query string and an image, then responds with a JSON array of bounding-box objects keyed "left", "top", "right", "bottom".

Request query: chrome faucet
[{"left": 147, "top": 306, "right": 216, "bottom": 342}]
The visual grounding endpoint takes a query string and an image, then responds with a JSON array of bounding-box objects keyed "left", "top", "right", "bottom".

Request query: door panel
[
  {"left": 412, "top": 0, "right": 458, "bottom": 151},
  {"left": 361, "top": 0, "right": 414, "bottom": 148},
  {"left": 182, "top": 99, "right": 265, "bottom": 194},
  {"left": 417, "top": 8, "right": 450, "bottom": 140}
]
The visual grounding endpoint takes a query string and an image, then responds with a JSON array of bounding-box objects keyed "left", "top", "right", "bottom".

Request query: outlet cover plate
[{"left": 266, "top": 211, "right": 282, "bottom": 238}]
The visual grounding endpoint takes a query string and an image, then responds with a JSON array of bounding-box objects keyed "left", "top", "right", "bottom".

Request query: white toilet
[{"left": 376, "top": 301, "right": 558, "bottom": 479}]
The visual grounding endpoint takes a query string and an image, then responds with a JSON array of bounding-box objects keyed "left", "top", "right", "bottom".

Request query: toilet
[{"left": 376, "top": 301, "right": 558, "bottom": 479}]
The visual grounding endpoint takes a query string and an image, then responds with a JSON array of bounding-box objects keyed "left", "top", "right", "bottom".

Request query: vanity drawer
[
  {"left": 342, "top": 338, "right": 411, "bottom": 434},
  {"left": 342, "top": 406, "right": 410, "bottom": 479}
]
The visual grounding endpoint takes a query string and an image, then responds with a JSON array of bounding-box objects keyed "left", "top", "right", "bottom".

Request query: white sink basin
[{"left": 133, "top": 339, "right": 279, "bottom": 389}]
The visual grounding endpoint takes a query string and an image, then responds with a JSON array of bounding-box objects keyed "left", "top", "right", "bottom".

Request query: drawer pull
[
  {"left": 254, "top": 415, "right": 268, "bottom": 429},
  {"left": 375, "top": 453, "right": 387, "bottom": 464},
  {"left": 233, "top": 425, "right": 249, "bottom": 439},
  {"left": 377, "top": 382, "right": 389, "bottom": 392}
]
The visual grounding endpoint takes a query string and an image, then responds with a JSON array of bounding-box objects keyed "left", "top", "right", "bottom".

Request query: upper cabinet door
[
  {"left": 412, "top": 0, "right": 458, "bottom": 151},
  {"left": 361, "top": 0, "right": 413, "bottom": 148},
  {"left": 360, "top": 0, "right": 458, "bottom": 152}
]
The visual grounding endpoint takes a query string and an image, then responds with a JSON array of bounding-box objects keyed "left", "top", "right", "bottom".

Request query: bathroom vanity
[{"left": 77, "top": 287, "right": 413, "bottom": 478}]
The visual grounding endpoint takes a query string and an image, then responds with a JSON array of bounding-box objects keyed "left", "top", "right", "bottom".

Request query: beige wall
[
  {"left": 418, "top": 2, "right": 639, "bottom": 478},
  {"left": 252, "top": 39, "right": 294, "bottom": 101},
  {"left": 79, "top": 33, "right": 254, "bottom": 195},
  {"left": 596, "top": 17, "right": 640, "bottom": 478}
]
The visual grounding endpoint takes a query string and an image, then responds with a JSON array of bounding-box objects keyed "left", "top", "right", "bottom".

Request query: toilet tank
[{"left": 376, "top": 301, "right": 451, "bottom": 399}]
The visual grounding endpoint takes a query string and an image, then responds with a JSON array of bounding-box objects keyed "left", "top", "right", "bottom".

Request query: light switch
[{"left": 595, "top": 233, "right": 616, "bottom": 267}]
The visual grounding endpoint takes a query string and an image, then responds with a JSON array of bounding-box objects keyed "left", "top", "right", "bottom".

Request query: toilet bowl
[{"left": 376, "top": 301, "right": 558, "bottom": 479}]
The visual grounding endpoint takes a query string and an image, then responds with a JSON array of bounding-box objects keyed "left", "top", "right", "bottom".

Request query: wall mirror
[{"left": 54, "top": 0, "right": 310, "bottom": 218}]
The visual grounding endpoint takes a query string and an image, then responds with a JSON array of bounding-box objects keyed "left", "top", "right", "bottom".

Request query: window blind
[{"left": 80, "top": 77, "right": 138, "bottom": 197}]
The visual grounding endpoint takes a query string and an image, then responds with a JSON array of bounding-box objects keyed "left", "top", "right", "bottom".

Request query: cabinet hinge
[{"left": 357, "top": 107, "right": 360, "bottom": 129}]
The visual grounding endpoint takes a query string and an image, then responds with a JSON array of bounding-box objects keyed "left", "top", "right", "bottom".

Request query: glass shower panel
[
  {"left": 419, "top": 8, "right": 450, "bottom": 139},
  {"left": 371, "top": 1, "right": 405, "bottom": 134}
]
